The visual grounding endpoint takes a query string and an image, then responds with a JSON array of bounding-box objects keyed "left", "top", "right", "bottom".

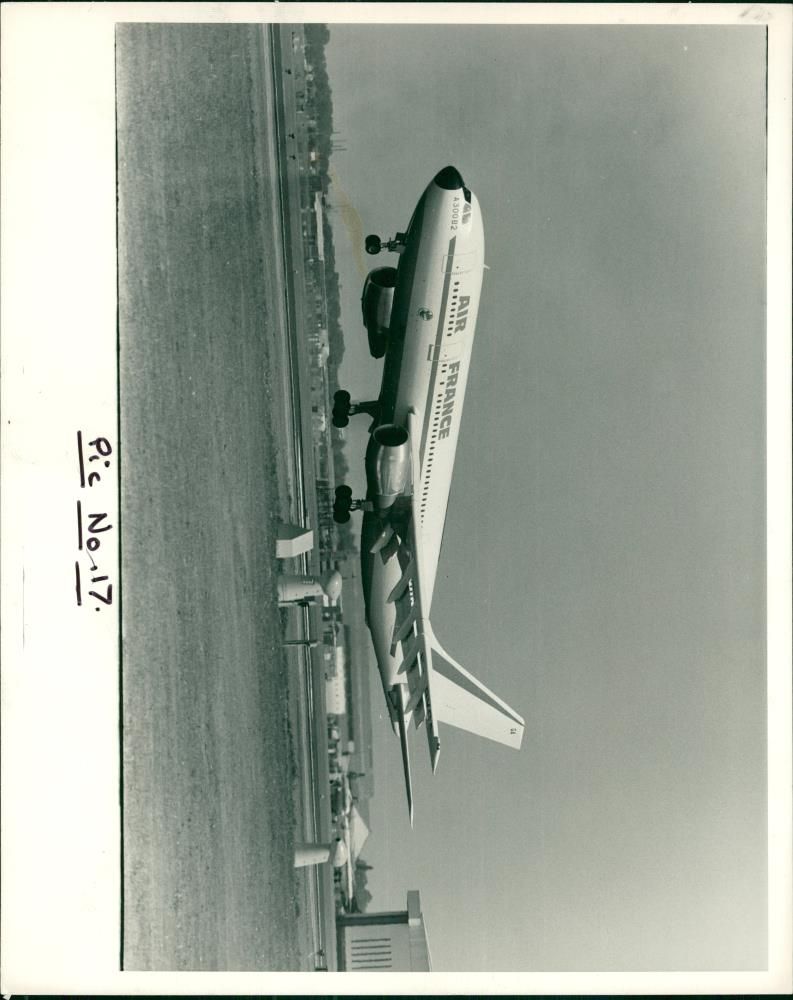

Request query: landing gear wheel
[
  {"left": 333, "top": 485, "right": 353, "bottom": 524},
  {"left": 365, "top": 234, "right": 382, "bottom": 255},
  {"left": 332, "top": 389, "right": 352, "bottom": 428}
]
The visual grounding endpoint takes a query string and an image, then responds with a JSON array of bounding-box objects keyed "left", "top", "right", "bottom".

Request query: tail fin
[{"left": 427, "top": 627, "right": 525, "bottom": 749}]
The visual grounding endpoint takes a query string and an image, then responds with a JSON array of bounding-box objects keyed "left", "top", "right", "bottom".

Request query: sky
[{"left": 323, "top": 23, "right": 768, "bottom": 973}]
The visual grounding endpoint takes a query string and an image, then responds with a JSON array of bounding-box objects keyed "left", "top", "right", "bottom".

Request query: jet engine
[
  {"left": 361, "top": 267, "right": 397, "bottom": 359},
  {"left": 368, "top": 423, "right": 411, "bottom": 510}
]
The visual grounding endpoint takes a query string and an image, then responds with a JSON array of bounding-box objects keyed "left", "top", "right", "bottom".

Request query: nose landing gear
[{"left": 365, "top": 232, "right": 407, "bottom": 256}]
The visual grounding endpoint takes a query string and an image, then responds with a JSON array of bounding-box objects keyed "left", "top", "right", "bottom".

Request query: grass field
[{"left": 117, "top": 24, "right": 299, "bottom": 970}]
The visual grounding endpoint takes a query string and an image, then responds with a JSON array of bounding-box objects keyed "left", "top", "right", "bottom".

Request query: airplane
[
  {"left": 333, "top": 804, "right": 370, "bottom": 910},
  {"left": 332, "top": 166, "right": 525, "bottom": 823}
]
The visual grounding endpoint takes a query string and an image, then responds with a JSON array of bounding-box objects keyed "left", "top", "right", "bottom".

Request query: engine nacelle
[
  {"left": 361, "top": 267, "right": 397, "bottom": 359},
  {"left": 369, "top": 423, "right": 410, "bottom": 510}
]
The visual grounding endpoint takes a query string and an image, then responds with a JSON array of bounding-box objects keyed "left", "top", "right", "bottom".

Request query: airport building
[
  {"left": 336, "top": 890, "right": 431, "bottom": 971},
  {"left": 336, "top": 563, "right": 374, "bottom": 747},
  {"left": 325, "top": 644, "right": 347, "bottom": 716}
]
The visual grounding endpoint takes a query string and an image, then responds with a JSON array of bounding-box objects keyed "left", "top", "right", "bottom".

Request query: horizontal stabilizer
[{"left": 427, "top": 627, "right": 524, "bottom": 749}]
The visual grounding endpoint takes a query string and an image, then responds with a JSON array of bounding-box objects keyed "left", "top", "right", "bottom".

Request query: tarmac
[
  {"left": 259, "top": 23, "right": 338, "bottom": 969},
  {"left": 117, "top": 22, "right": 336, "bottom": 971}
]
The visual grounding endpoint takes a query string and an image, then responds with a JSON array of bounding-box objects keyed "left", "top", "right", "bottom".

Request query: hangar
[{"left": 336, "top": 890, "right": 430, "bottom": 970}]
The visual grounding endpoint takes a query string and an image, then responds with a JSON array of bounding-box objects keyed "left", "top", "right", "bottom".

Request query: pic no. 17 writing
[{"left": 75, "top": 431, "right": 115, "bottom": 610}]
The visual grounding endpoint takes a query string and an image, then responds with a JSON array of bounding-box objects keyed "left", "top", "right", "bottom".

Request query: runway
[
  {"left": 117, "top": 22, "right": 335, "bottom": 971},
  {"left": 262, "top": 23, "right": 338, "bottom": 968}
]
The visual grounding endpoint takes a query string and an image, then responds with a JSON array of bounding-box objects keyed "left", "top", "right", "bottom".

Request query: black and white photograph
[{"left": 2, "top": 2, "right": 791, "bottom": 993}]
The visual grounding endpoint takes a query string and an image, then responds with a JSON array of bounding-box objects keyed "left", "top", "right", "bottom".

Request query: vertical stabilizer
[{"left": 427, "top": 628, "right": 524, "bottom": 748}]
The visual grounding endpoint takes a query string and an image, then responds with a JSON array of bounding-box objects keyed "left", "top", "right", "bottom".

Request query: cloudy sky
[{"left": 324, "top": 23, "right": 767, "bottom": 972}]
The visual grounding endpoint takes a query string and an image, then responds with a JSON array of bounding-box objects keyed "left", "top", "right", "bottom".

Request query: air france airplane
[{"left": 332, "top": 166, "right": 524, "bottom": 822}]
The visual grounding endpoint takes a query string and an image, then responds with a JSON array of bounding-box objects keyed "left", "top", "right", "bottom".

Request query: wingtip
[{"left": 397, "top": 695, "right": 415, "bottom": 828}]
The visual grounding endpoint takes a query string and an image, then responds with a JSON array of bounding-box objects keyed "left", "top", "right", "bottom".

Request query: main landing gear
[
  {"left": 332, "top": 390, "right": 378, "bottom": 428},
  {"left": 333, "top": 485, "right": 367, "bottom": 524},
  {"left": 365, "top": 232, "right": 407, "bottom": 256}
]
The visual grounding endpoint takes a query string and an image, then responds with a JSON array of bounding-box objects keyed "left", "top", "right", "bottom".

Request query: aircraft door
[
  {"left": 426, "top": 340, "right": 461, "bottom": 364},
  {"left": 442, "top": 252, "right": 475, "bottom": 275}
]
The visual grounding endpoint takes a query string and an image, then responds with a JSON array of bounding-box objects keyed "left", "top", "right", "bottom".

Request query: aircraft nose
[{"left": 434, "top": 165, "right": 464, "bottom": 190}]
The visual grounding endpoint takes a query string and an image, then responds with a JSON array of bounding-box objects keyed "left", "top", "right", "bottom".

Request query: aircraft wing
[{"left": 385, "top": 411, "right": 525, "bottom": 781}]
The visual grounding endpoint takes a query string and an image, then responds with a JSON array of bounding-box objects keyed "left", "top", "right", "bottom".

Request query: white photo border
[{"left": 1, "top": 2, "right": 790, "bottom": 994}]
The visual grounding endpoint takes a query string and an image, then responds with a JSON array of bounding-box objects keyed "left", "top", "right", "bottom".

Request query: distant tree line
[
  {"left": 303, "top": 24, "right": 356, "bottom": 553},
  {"left": 353, "top": 859, "right": 373, "bottom": 912}
]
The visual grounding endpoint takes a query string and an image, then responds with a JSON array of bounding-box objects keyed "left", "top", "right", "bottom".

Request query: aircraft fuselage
[{"left": 360, "top": 168, "right": 485, "bottom": 707}]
